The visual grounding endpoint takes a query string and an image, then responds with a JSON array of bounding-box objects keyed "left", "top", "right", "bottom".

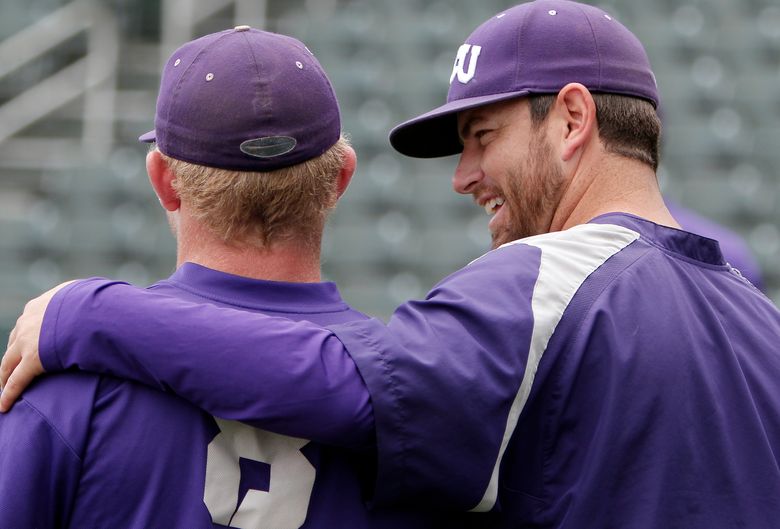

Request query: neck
[
  {"left": 175, "top": 219, "right": 323, "bottom": 283},
  {"left": 551, "top": 151, "right": 679, "bottom": 232}
]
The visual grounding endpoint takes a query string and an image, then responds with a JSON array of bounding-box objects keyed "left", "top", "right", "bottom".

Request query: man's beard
[{"left": 491, "top": 131, "right": 565, "bottom": 248}]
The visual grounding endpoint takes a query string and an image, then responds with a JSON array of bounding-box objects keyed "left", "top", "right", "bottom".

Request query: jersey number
[{"left": 203, "top": 418, "right": 316, "bottom": 528}]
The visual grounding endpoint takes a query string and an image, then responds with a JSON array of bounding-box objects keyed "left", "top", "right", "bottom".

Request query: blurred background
[{"left": 0, "top": 0, "right": 778, "bottom": 341}]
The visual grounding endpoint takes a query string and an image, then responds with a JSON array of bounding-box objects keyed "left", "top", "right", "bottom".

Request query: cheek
[
  {"left": 497, "top": 134, "right": 533, "bottom": 165},
  {"left": 496, "top": 153, "right": 530, "bottom": 192},
  {"left": 483, "top": 145, "right": 521, "bottom": 181}
]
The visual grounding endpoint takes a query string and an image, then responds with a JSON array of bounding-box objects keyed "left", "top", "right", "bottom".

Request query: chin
[
  {"left": 490, "top": 231, "right": 514, "bottom": 249},
  {"left": 491, "top": 223, "right": 540, "bottom": 248}
]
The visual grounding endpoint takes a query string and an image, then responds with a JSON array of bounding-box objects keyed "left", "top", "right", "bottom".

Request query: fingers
[
  {"left": 1, "top": 324, "right": 28, "bottom": 412},
  {"left": 0, "top": 281, "right": 70, "bottom": 410},
  {"left": 6, "top": 323, "right": 17, "bottom": 352},
  {"left": 1, "top": 327, "right": 21, "bottom": 390},
  {"left": 0, "top": 355, "right": 41, "bottom": 413}
]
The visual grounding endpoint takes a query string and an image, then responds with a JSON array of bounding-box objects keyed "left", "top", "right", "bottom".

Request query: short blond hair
[{"left": 160, "top": 137, "right": 351, "bottom": 249}]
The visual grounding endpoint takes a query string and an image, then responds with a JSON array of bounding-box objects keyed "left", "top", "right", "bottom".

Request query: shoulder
[
  {"left": 10, "top": 373, "right": 209, "bottom": 457},
  {"left": 20, "top": 372, "right": 101, "bottom": 414},
  {"left": 437, "top": 223, "right": 642, "bottom": 305},
  {"left": 494, "top": 222, "right": 640, "bottom": 264},
  {"left": 2, "top": 372, "right": 103, "bottom": 459}
]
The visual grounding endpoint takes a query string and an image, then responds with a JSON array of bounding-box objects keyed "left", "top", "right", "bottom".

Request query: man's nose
[{"left": 452, "top": 146, "right": 483, "bottom": 195}]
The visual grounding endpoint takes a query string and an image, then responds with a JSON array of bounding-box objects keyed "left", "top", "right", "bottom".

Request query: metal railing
[
  {"left": 0, "top": 0, "right": 119, "bottom": 163},
  {"left": 0, "top": 0, "right": 268, "bottom": 170},
  {"left": 160, "top": 0, "right": 268, "bottom": 65}
]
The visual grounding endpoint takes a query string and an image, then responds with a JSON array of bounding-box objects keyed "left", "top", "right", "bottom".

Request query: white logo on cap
[{"left": 450, "top": 44, "right": 482, "bottom": 85}]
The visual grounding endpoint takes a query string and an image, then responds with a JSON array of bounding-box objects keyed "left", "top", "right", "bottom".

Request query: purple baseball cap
[
  {"left": 389, "top": 0, "right": 659, "bottom": 158},
  {"left": 139, "top": 26, "right": 341, "bottom": 171}
]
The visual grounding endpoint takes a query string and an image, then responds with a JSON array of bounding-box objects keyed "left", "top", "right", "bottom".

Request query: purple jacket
[
  {"left": 0, "top": 263, "right": 457, "bottom": 528},
  {"left": 667, "top": 200, "right": 764, "bottom": 290},
  {"left": 21, "top": 213, "right": 780, "bottom": 528}
]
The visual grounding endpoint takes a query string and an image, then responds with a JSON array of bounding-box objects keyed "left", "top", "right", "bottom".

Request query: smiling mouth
[{"left": 483, "top": 196, "right": 505, "bottom": 215}]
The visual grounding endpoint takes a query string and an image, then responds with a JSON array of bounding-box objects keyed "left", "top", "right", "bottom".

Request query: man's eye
[{"left": 475, "top": 130, "right": 489, "bottom": 140}]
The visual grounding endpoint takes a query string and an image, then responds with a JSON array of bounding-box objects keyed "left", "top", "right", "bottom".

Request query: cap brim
[
  {"left": 138, "top": 129, "right": 156, "bottom": 143},
  {"left": 389, "top": 90, "right": 531, "bottom": 158}
]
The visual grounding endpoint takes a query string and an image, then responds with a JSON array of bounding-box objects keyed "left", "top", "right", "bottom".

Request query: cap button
[{"left": 234, "top": 25, "right": 251, "bottom": 32}]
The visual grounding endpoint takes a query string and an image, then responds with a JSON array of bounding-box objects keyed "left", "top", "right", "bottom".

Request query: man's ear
[
  {"left": 146, "top": 149, "right": 181, "bottom": 212},
  {"left": 335, "top": 144, "right": 357, "bottom": 200},
  {"left": 552, "top": 83, "right": 598, "bottom": 162}
]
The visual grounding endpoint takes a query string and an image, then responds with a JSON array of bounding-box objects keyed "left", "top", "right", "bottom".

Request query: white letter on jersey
[
  {"left": 204, "top": 419, "right": 316, "bottom": 529},
  {"left": 450, "top": 44, "right": 482, "bottom": 84}
]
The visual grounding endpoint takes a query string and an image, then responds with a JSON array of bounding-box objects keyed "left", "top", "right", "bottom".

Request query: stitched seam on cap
[
  {"left": 240, "top": 29, "right": 269, "bottom": 127},
  {"left": 166, "top": 31, "right": 234, "bottom": 142},
  {"left": 516, "top": 6, "right": 531, "bottom": 91},
  {"left": 577, "top": 4, "right": 603, "bottom": 91}
]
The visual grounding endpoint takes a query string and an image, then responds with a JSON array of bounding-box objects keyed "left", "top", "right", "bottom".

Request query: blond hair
[{"left": 160, "top": 137, "right": 350, "bottom": 249}]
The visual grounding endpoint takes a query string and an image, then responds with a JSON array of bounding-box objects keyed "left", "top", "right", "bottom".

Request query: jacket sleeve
[
  {"left": 329, "top": 243, "right": 541, "bottom": 510},
  {"left": 40, "top": 279, "right": 374, "bottom": 448}
]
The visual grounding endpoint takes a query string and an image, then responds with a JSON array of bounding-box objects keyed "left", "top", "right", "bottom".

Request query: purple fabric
[
  {"left": 140, "top": 27, "right": 341, "bottom": 171},
  {"left": 667, "top": 200, "right": 764, "bottom": 291},
  {"left": 3, "top": 263, "right": 459, "bottom": 527},
  {"left": 41, "top": 270, "right": 373, "bottom": 445},
  {"left": 344, "top": 213, "right": 780, "bottom": 526},
  {"left": 390, "top": 0, "right": 659, "bottom": 157},
  {"left": 31, "top": 216, "right": 780, "bottom": 527},
  {"left": 0, "top": 373, "right": 215, "bottom": 527}
]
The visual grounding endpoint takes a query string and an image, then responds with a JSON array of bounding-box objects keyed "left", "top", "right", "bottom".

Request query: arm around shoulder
[
  {"left": 23, "top": 277, "right": 375, "bottom": 447},
  {"left": 0, "top": 280, "right": 77, "bottom": 411},
  {"left": 329, "top": 243, "right": 542, "bottom": 509}
]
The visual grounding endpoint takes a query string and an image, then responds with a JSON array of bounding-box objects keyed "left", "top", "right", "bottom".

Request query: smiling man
[
  {"left": 4, "top": 1, "right": 780, "bottom": 528},
  {"left": 456, "top": 98, "right": 566, "bottom": 245},
  {"left": 451, "top": 92, "right": 666, "bottom": 247}
]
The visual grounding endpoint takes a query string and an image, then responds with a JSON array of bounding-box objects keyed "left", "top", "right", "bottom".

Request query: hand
[{"left": 0, "top": 281, "right": 74, "bottom": 412}]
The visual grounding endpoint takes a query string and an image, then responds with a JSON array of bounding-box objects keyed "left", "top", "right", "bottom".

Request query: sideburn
[{"left": 504, "top": 130, "right": 565, "bottom": 242}]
